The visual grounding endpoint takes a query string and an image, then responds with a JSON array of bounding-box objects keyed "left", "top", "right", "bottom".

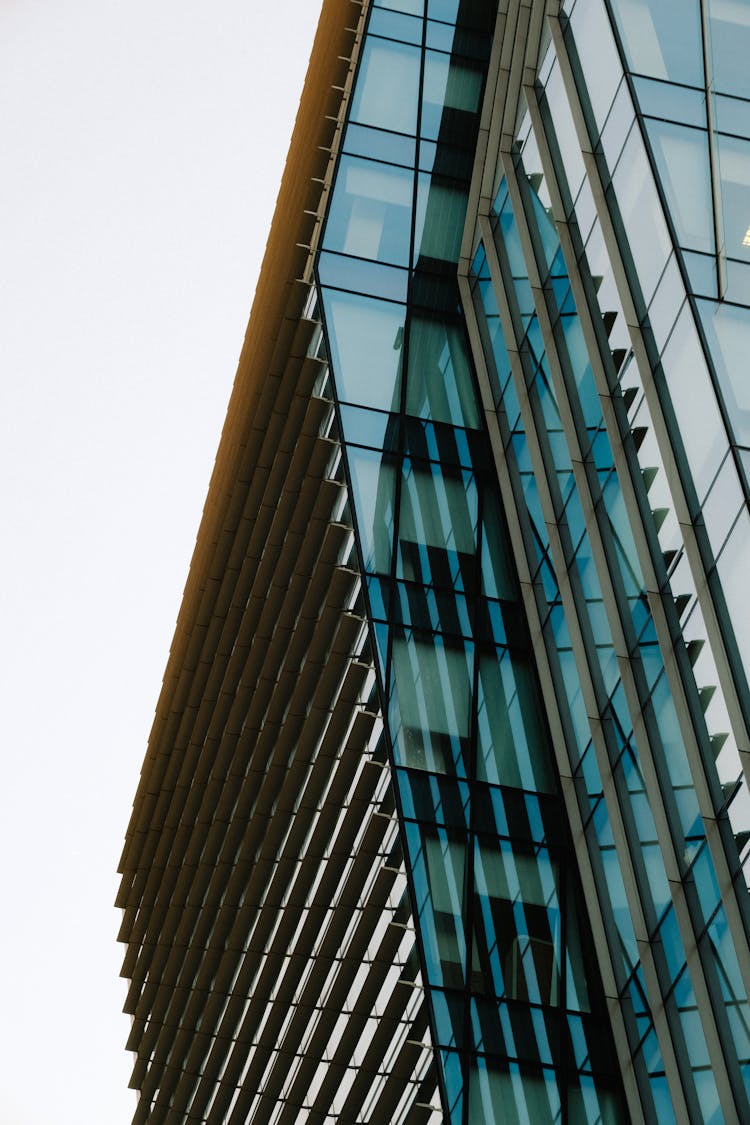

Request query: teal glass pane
[
  {"left": 407, "top": 821, "right": 468, "bottom": 985},
  {"left": 635, "top": 77, "right": 708, "bottom": 128},
  {"left": 368, "top": 6, "right": 423, "bottom": 45},
  {"left": 646, "top": 119, "right": 714, "bottom": 255},
  {"left": 481, "top": 491, "right": 518, "bottom": 601},
  {"left": 474, "top": 841, "right": 562, "bottom": 1006},
  {"left": 566, "top": 0, "right": 623, "bottom": 132},
  {"left": 349, "top": 37, "right": 421, "bottom": 135},
  {"left": 718, "top": 133, "right": 750, "bottom": 263},
  {"left": 477, "top": 651, "right": 556, "bottom": 792},
  {"left": 565, "top": 890, "right": 592, "bottom": 1012},
  {"left": 375, "top": 0, "right": 424, "bottom": 14},
  {"left": 346, "top": 445, "right": 395, "bottom": 573},
  {"left": 405, "top": 315, "right": 480, "bottom": 427},
  {"left": 610, "top": 124, "right": 672, "bottom": 304},
  {"left": 469, "top": 1060, "right": 561, "bottom": 1125},
  {"left": 660, "top": 303, "right": 726, "bottom": 498},
  {"left": 710, "top": 0, "right": 750, "bottom": 100},
  {"left": 317, "top": 250, "right": 409, "bottom": 302},
  {"left": 608, "top": 0, "right": 704, "bottom": 88},
  {"left": 322, "top": 289, "right": 405, "bottom": 411},
  {"left": 343, "top": 121, "right": 416, "bottom": 168},
  {"left": 397, "top": 461, "right": 478, "bottom": 572},
  {"left": 324, "top": 155, "right": 414, "bottom": 266},
  {"left": 697, "top": 300, "right": 750, "bottom": 446},
  {"left": 338, "top": 404, "right": 392, "bottom": 449},
  {"left": 390, "top": 632, "right": 473, "bottom": 773},
  {"left": 414, "top": 174, "right": 468, "bottom": 264},
  {"left": 421, "top": 51, "right": 483, "bottom": 140}
]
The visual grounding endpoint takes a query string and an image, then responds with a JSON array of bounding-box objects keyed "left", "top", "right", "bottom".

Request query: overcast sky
[{"left": 0, "top": 2, "right": 320, "bottom": 1121}]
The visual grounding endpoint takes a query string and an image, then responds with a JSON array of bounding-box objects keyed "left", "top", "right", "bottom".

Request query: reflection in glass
[
  {"left": 608, "top": 0, "right": 704, "bottom": 88},
  {"left": 646, "top": 120, "right": 714, "bottom": 255},
  {"left": 346, "top": 446, "right": 395, "bottom": 573},
  {"left": 350, "top": 37, "right": 421, "bottom": 135},
  {"left": 406, "top": 316, "right": 480, "bottom": 426},
  {"left": 325, "top": 156, "right": 413, "bottom": 266},
  {"left": 718, "top": 134, "right": 750, "bottom": 262},
  {"left": 390, "top": 634, "right": 472, "bottom": 773},
  {"left": 710, "top": 1, "right": 750, "bottom": 100},
  {"left": 322, "top": 289, "right": 404, "bottom": 412}
]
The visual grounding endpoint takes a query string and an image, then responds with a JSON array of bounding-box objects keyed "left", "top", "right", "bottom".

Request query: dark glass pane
[{"left": 405, "top": 314, "right": 480, "bottom": 426}]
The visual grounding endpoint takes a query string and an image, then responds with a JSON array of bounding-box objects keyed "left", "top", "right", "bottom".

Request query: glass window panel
[
  {"left": 644, "top": 252, "right": 684, "bottom": 352},
  {"left": 368, "top": 7, "right": 423, "bottom": 44},
  {"left": 339, "top": 403, "right": 392, "bottom": 449},
  {"left": 475, "top": 843, "right": 562, "bottom": 1006},
  {"left": 610, "top": 124, "right": 672, "bottom": 305},
  {"left": 660, "top": 304, "right": 726, "bottom": 498},
  {"left": 390, "top": 633, "right": 473, "bottom": 772},
  {"left": 343, "top": 122, "right": 416, "bottom": 168},
  {"left": 715, "top": 93, "right": 750, "bottom": 140},
  {"left": 701, "top": 450, "right": 744, "bottom": 552},
  {"left": 635, "top": 77, "right": 707, "bottom": 128},
  {"left": 725, "top": 258, "right": 750, "bottom": 304},
  {"left": 317, "top": 251, "right": 409, "bottom": 302},
  {"left": 710, "top": 0, "right": 750, "bottom": 100},
  {"left": 716, "top": 512, "right": 750, "bottom": 679},
  {"left": 411, "top": 828, "right": 468, "bottom": 987},
  {"left": 541, "top": 65, "right": 586, "bottom": 205},
  {"left": 608, "top": 0, "right": 704, "bottom": 87},
  {"left": 477, "top": 652, "right": 555, "bottom": 793},
  {"left": 565, "top": 892, "right": 592, "bottom": 1013},
  {"left": 697, "top": 299, "right": 750, "bottom": 449},
  {"left": 469, "top": 1061, "right": 560, "bottom": 1125},
  {"left": 646, "top": 120, "right": 714, "bottom": 254},
  {"left": 567, "top": 0, "right": 622, "bottom": 134},
  {"left": 322, "top": 289, "right": 405, "bottom": 411},
  {"left": 682, "top": 250, "right": 717, "bottom": 298},
  {"left": 325, "top": 156, "right": 413, "bottom": 266},
  {"left": 346, "top": 445, "right": 395, "bottom": 573},
  {"left": 350, "top": 38, "right": 421, "bottom": 135},
  {"left": 375, "top": 0, "right": 423, "bottom": 14},
  {"left": 398, "top": 462, "right": 478, "bottom": 556},
  {"left": 422, "top": 52, "right": 483, "bottom": 133},
  {"left": 406, "top": 315, "right": 480, "bottom": 426},
  {"left": 718, "top": 134, "right": 750, "bottom": 262},
  {"left": 414, "top": 175, "right": 468, "bottom": 264},
  {"left": 481, "top": 491, "right": 517, "bottom": 601}
]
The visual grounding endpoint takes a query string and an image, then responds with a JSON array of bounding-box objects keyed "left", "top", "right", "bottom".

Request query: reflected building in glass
[{"left": 118, "top": 1, "right": 750, "bottom": 1122}]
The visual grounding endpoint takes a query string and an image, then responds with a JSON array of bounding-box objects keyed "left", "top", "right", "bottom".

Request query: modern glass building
[{"left": 118, "top": 1, "right": 750, "bottom": 1122}]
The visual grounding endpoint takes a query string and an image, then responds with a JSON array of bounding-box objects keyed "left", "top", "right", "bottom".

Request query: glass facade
[{"left": 316, "top": 0, "right": 750, "bottom": 1122}]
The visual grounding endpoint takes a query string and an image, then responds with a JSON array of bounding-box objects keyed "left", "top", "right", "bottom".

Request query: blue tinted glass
[
  {"left": 343, "top": 122, "right": 416, "bottom": 167},
  {"left": 317, "top": 251, "right": 409, "bottom": 302},
  {"left": 697, "top": 299, "right": 750, "bottom": 448},
  {"left": 636, "top": 77, "right": 708, "bottom": 128},
  {"left": 346, "top": 445, "right": 395, "bottom": 573},
  {"left": 414, "top": 174, "right": 468, "bottom": 264},
  {"left": 647, "top": 119, "right": 714, "bottom": 254},
  {"left": 710, "top": 3, "right": 750, "bottom": 100},
  {"left": 325, "top": 155, "right": 414, "bottom": 266},
  {"left": 609, "top": 0, "right": 704, "bottom": 87},
  {"left": 368, "top": 7, "right": 423, "bottom": 44},
  {"left": 718, "top": 134, "right": 750, "bottom": 263},
  {"left": 350, "top": 38, "right": 421, "bottom": 134},
  {"left": 322, "top": 288, "right": 405, "bottom": 411}
]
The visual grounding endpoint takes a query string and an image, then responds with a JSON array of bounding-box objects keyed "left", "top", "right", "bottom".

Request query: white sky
[{"left": 0, "top": 2, "right": 321, "bottom": 1121}]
